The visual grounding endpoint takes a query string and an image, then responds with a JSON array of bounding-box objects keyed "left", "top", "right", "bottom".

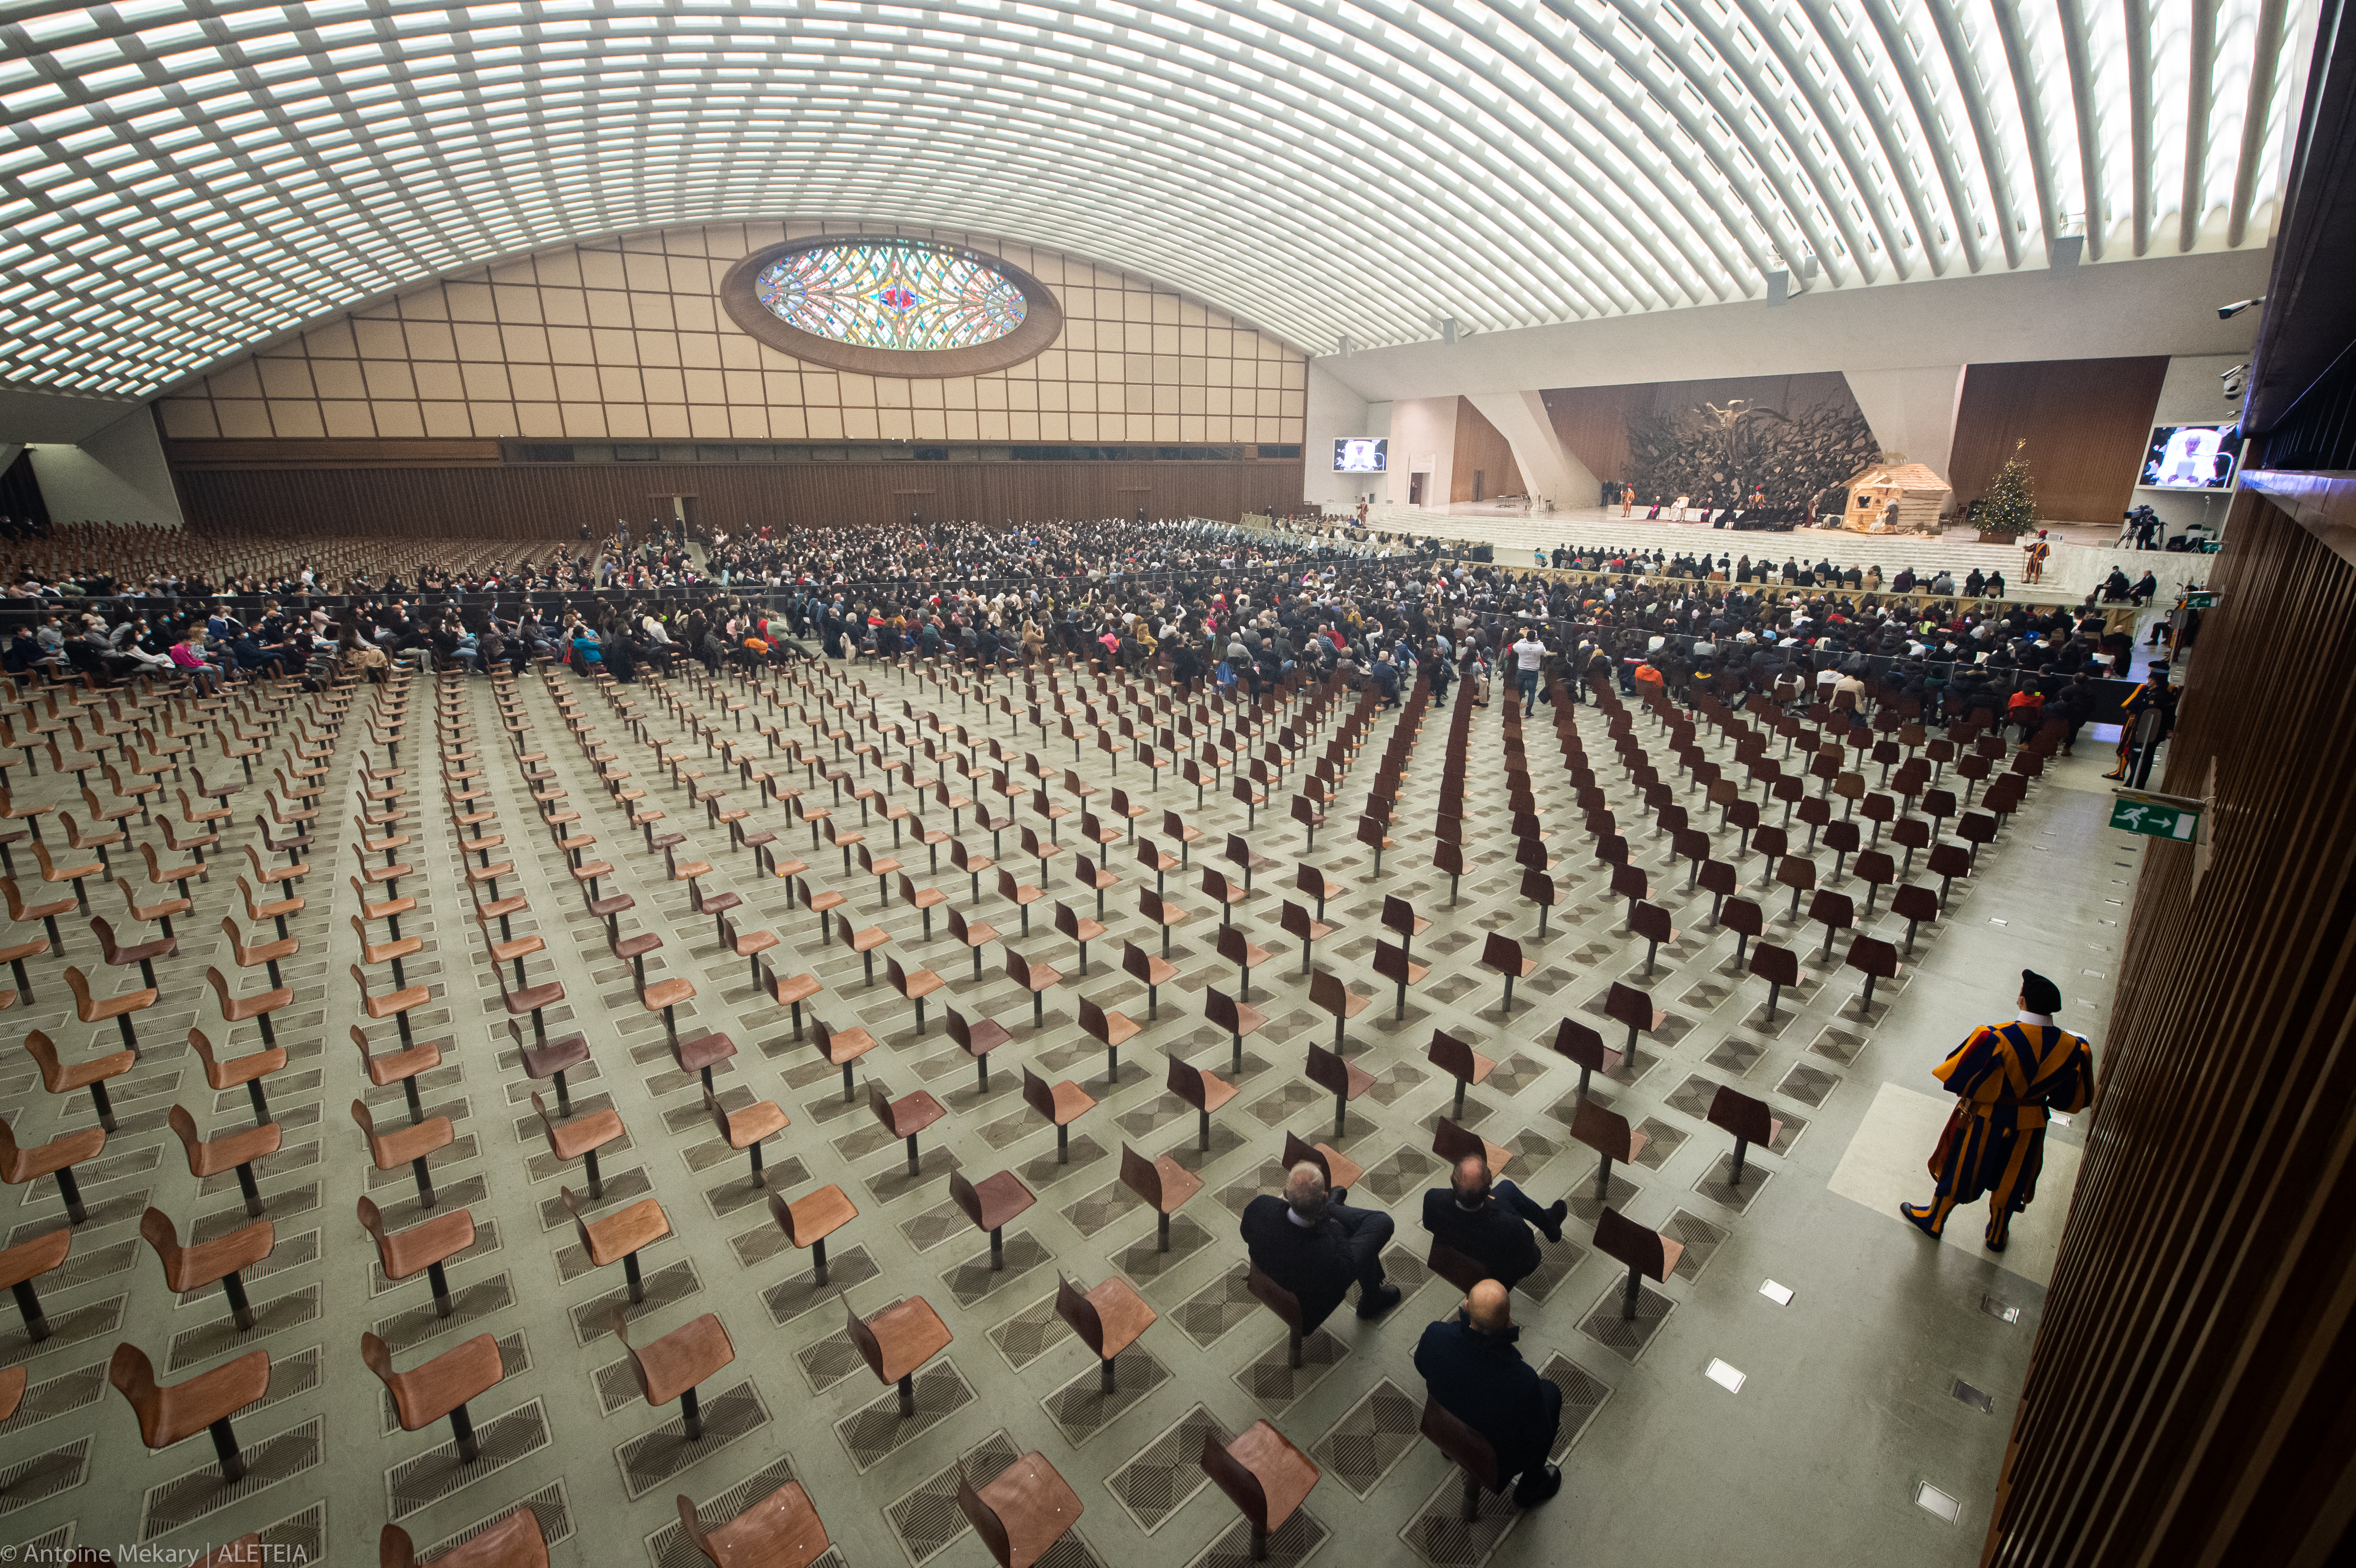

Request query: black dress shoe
[
  {"left": 1542, "top": 1199, "right": 1569, "bottom": 1243},
  {"left": 1355, "top": 1282, "right": 1403, "bottom": 1319},
  {"left": 1513, "top": 1464, "right": 1563, "bottom": 1506}
]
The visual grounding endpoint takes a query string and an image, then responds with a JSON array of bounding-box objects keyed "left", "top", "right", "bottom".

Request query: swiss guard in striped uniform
[{"left": 1902, "top": 970, "right": 2095, "bottom": 1251}]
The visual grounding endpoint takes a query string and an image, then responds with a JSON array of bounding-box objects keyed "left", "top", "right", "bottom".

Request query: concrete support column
[
  {"left": 1843, "top": 366, "right": 1966, "bottom": 485},
  {"left": 1465, "top": 389, "right": 1599, "bottom": 515}
]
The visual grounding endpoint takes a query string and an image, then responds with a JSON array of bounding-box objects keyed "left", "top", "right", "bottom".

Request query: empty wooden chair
[
  {"left": 958, "top": 1450, "right": 1085, "bottom": 1568},
  {"left": 1204, "top": 985, "right": 1266, "bottom": 1076},
  {"left": 109, "top": 1341, "right": 271, "bottom": 1482},
  {"left": 349, "top": 961, "right": 431, "bottom": 1048},
  {"left": 1592, "top": 1206, "right": 1682, "bottom": 1323},
  {"left": 1003, "top": 945, "right": 1061, "bottom": 1029},
  {"left": 1280, "top": 900, "right": 1332, "bottom": 978},
  {"left": 24, "top": 1026, "right": 135, "bottom": 1132},
  {"left": 1076, "top": 994, "right": 1140, "bottom": 1087},
  {"left": 349, "top": 1097, "right": 451, "bottom": 1209},
  {"left": 810, "top": 1017, "right": 879, "bottom": 1103},
  {"left": 947, "top": 904, "right": 1001, "bottom": 984},
  {"left": 351, "top": 1022, "right": 443, "bottom": 1126},
  {"left": 0, "top": 1111, "right": 105, "bottom": 1224},
  {"left": 1216, "top": 921, "right": 1272, "bottom": 1003},
  {"left": 362, "top": 1329, "right": 504, "bottom": 1463},
  {"left": 611, "top": 1306, "right": 735, "bottom": 1440},
  {"left": 1427, "top": 1029, "right": 1496, "bottom": 1120},
  {"left": 1167, "top": 1053, "right": 1238, "bottom": 1152},
  {"left": 1052, "top": 899, "right": 1107, "bottom": 976},
  {"left": 559, "top": 1184, "right": 672, "bottom": 1304},
  {"left": 141, "top": 1205, "right": 272, "bottom": 1332},
  {"left": 1055, "top": 1268, "right": 1156, "bottom": 1396},
  {"left": 531, "top": 1088, "right": 624, "bottom": 1198},
  {"left": 1569, "top": 1099, "right": 1648, "bottom": 1205},
  {"left": 1749, "top": 942, "right": 1802, "bottom": 1022},
  {"left": 996, "top": 866, "right": 1045, "bottom": 936},
  {"left": 172, "top": 1103, "right": 282, "bottom": 1218},
  {"left": 1602, "top": 981, "right": 1666, "bottom": 1069},
  {"left": 1020, "top": 1065, "right": 1095, "bottom": 1164},
  {"left": 869, "top": 1080, "right": 949, "bottom": 1178},
  {"left": 949, "top": 1165, "right": 1037, "bottom": 1271},
  {"left": 672, "top": 1481, "right": 829, "bottom": 1568},
  {"left": 1201, "top": 1419, "right": 1320, "bottom": 1563},
  {"left": 358, "top": 1194, "right": 475, "bottom": 1318},
  {"left": 1137, "top": 885, "right": 1189, "bottom": 958},
  {"left": 65, "top": 963, "right": 156, "bottom": 1055},
  {"left": 1304, "top": 1040, "right": 1374, "bottom": 1140},
  {"left": 93, "top": 911, "right": 175, "bottom": 990},
  {"left": 1123, "top": 940, "right": 1179, "bottom": 1021},
  {"left": 0, "top": 1227, "right": 70, "bottom": 1341},
  {"left": 1308, "top": 969, "right": 1368, "bottom": 1052},
  {"left": 381, "top": 1505, "right": 552, "bottom": 1568},
  {"left": 1120, "top": 1142, "right": 1204, "bottom": 1252},
  {"left": 1707, "top": 1085, "right": 1783, "bottom": 1186},
  {"left": 704, "top": 1086, "right": 789, "bottom": 1186},
  {"left": 945, "top": 1004, "right": 1012, "bottom": 1095},
  {"left": 1478, "top": 931, "right": 1537, "bottom": 1013},
  {"left": 768, "top": 1184, "right": 857, "bottom": 1288},
  {"left": 886, "top": 955, "right": 946, "bottom": 1037},
  {"left": 1629, "top": 901, "right": 1681, "bottom": 976},
  {"left": 843, "top": 1292, "right": 953, "bottom": 1418}
]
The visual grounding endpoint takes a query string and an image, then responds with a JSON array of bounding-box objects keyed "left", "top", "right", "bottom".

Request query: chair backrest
[
  {"left": 1138, "top": 888, "right": 1167, "bottom": 924},
  {"left": 1278, "top": 902, "right": 1314, "bottom": 944},
  {"left": 1418, "top": 1396, "right": 1503, "bottom": 1492},
  {"left": 1708, "top": 1084, "right": 1778, "bottom": 1144},
  {"left": 1020, "top": 1066, "right": 1058, "bottom": 1122},
  {"left": 1307, "top": 970, "right": 1351, "bottom": 1018},
  {"left": 886, "top": 956, "right": 911, "bottom": 998},
  {"left": 1052, "top": 1272, "right": 1105, "bottom": 1356},
  {"left": 1749, "top": 943, "right": 1800, "bottom": 987},
  {"left": 1078, "top": 996, "right": 1112, "bottom": 1045},
  {"left": 1808, "top": 890, "right": 1855, "bottom": 929},
  {"left": 1892, "top": 884, "right": 1941, "bottom": 921},
  {"left": 1846, "top": 935, "right": 1900, "bottom": 979},
  {"left": 840, "top": 1292, "right": 886, "bottom": 1380},
  {"left": 1303, "top": 1041, "right": 1349, "bottom": 1096},
  {"left": 1119, "top": 1143, "right": 1161, "bottom": 1206},
  {"left": 1549, "top": 1017, "right": 1608, "bottom": 1071},
  {"left": 1371, "top": 940, "right": 1412, "bottom": 986},
  {"left": 1569, "top": 1098, "right": 1638, "bottom": 1162},
  {"left": 1776, "top": 855, "right": 1816, "bottom": 892},
  {"left": 1592, "top": 1205, "right": 1669, "bottom": 1279},
  {"left": 1479, "top": 932, "right": 1523, "bottom": 973},
  {"left": 948, "top": 906, "right": 975, "bottom": 944},
  {"left": 1122, "top": 943, "right": 1155, "bottom": 985},
  {"left": 1603, "top": 982, "right": 1657, "bottom": 1033},
  {"left": 1242, "top": 1265, "right": 1303, "bottom": 1330},
  {"left": 948, "top": 1167, "right": 984, "bottom": 1230},
  {"left": 1427, "top": 1030, "right": 1475, "bottom": 1080},
  {"left": 1379, "top": 895, "right": 1416, "bottom": 937}
]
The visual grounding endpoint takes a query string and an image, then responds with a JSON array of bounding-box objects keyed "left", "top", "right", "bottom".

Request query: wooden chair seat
[
  {"left": 110, "top": 1343, "right": 270, "bottom": 1451},
  {"left": 24, "top": 1029, "right": 133, "bottom": 1093},
  {"left": 1056, "top": 1271, "right": 1157, "bottom": 1362},
  {"left": 674, "top": 1481, "right": 829, "bottom": 1568},
  {"left": 365, "top": 1329, "right": 504, "bottom": 1434},
  {"left": 960, "top": 1450, "right": 1085, "bottom": 1568},
  {"left": 359, "top": 1197, "right": 475, "bottom": 1280},
  {"left": 382, "top": 1504, "right": 551, "bottom": 1568},
  {"left": 1023, "top": 1067, "right": 1096, "bottom": 1127},
  {"left": 815, "top": 1020, "right": 878, "bottom": 1067},
  {"left": 618, "top": 1310, "right": 735, "bottom": 1407},
  {"left": 172, "top": 1105, "right": 283, "bottom": 1176},
  {"left": 1203, "top": 1419, "right": 1320, "bottom": 1544},
  {"left": 0, "top": 1115, "right": 105, "bottom": 1182},
  {"left": 773, "top": 1185, "right": 857, "bottom": 1250},
  {"left": 641, "top": 978, "right": 696, "bottom": 1010},
  {"left": 955, "top": 1168, "right": 1038, "bottom": 1233},
  {"left": 870, "top": 1084, "right": 947, "bottom": 1139},
  {"left": 849, "top": 1295, "right": 953, "bottom": 1385},
  {"left": 67, "top": 965, "right": 155, "bottom": 1021},
  {"left": 569, "top": 1194, "right": 672, "bottom": 1266},
  {"left": 352, "top": 1028, "right": 442, "bottom": 1087},
  {"left": 1121, "top": 1143, "right": 1204, "bottom": 1214},
  {"left": 350, "top": 968, "right": 427, "bottom": 1018},
  {"left": 541, "top": 1103, "right": 623, "bottom": 1161},
  {"left": 0, "top": 1227, "right": 70, "bottom": 1292},
  {"left": 351, "top": 1102, "right": 453, "bottom": 1168},
  {"left": 710, "top": 1092, "right": 789, "bottom": 1149}
]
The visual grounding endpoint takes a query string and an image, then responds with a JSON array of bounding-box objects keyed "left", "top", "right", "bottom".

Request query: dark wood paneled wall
[
  {"left": 1541, "top": 372, "right": 1858, "bottom": 484},
  {"left": 1986, "top": 479, "right": 2356, "bottom": 1567},
  {"left": 1946, "top": 357, "right": 2168, "bottom": 525},
  {"left": 170, "top": 456, "right": 1304, "bottom": 538},
  {"left": 1449, "top": 397, "right": 1524, "bottom": 502}
]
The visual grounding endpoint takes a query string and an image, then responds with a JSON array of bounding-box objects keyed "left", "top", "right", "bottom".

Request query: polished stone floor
[{"left": 0, "top": 652, "right": 2130, "bottom": 1567}]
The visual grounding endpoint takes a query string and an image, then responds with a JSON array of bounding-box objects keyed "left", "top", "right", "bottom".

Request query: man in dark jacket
[
  {"left": 1414, "top": 1281, "right": 1563, "bottom": 1505},
  {"left": 1240, "top": 1163, "right": 1401, "bottom": 1330},
  {"left": 1420, "top": 1156, "right": 1567, "bottom": 1292}
]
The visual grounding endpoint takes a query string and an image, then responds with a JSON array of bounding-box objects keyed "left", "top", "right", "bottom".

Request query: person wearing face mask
[{"left": 1902, "top": 970, "right": 2095, "bottom": 1252}]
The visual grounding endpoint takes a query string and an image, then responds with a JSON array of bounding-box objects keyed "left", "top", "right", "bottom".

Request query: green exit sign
[
  {"left": 2110, "top": 795, "right": 2200, "bottom": 840},
  {"left": 2184, "top": 592, "right": 2218, "bottom": 609}
]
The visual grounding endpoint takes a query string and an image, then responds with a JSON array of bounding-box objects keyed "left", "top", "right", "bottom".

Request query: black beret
[{"left": 2020, "top": 970, "right": 2063, "bottom": 1015}]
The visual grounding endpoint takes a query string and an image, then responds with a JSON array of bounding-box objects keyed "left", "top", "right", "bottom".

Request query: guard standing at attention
[{"left": 1902, "top": 971, "right": 2094, "bottom": 1251}]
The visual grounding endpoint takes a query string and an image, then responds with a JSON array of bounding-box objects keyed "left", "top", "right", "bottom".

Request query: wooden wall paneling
[
  {"left": 1449, "top": 396, "right": 1525, "bottom": 502},
  {"left": 1985, "top": 482, "right": 2356, "bottom": 1567},
  {"left": 1946, "top": 357, "right": 2170, "bottom": 525},
  {"left": 171, "top": 457, "right": 1304, "bottom": 538}
]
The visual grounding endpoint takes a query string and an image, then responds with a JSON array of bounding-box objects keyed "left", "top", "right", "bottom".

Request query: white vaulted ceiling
[{"left": 0, "top": 0, "right": 2306, "bottom": 400}]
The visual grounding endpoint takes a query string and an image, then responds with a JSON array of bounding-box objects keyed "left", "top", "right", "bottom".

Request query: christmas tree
[{"left": 1976, "top": 438, "right": 2038, "bottom": 539}]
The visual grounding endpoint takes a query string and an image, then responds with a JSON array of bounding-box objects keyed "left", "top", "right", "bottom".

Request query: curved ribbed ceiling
[{"left": 0, "top": 0, "right": 2304, "bottom": 399}]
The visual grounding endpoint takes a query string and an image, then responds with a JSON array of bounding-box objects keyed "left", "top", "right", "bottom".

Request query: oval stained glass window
[{"left": 754, "top": 241, "right": 1028, "bottom": 352}]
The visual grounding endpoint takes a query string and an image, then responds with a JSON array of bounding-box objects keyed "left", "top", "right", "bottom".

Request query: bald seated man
[
  {"left": 1421, "top": 1155, "right": 1569, "bottom": 1292},
  {"left": 1413, "top": 1280, "right": 1564, "bottom": 1507},
  {"left": 1239, "top": 1162, "right": 1402, "bottom": 1330}
]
